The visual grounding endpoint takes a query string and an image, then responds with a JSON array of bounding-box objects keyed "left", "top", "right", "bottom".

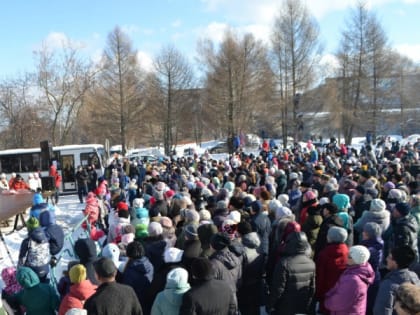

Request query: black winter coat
[
  {"left": 84, "top": 281, "right": 143, "bottom": 315},
  {"left": 180, "top": 278, "right": 237, "bottom": 315},
  {"left": 269, "top": 232, "right": 315, "bottom": 315}
]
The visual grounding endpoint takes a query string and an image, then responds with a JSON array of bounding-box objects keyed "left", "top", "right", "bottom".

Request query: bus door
[{"left": 61, "top": 155, "right": 76, "bottom": 192}]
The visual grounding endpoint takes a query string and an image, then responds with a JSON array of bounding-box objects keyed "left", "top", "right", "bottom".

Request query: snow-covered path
[{"left": 0, "top": 194, "right": 87, "bottom": 287}]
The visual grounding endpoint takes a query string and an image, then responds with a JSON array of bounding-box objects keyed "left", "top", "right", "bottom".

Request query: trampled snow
[{"left": 0, "top": 194, "right": 89, "bottom": 288}]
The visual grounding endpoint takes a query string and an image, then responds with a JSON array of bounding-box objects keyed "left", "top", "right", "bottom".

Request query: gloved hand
[{"left": 50, "top": 256, "right": 58, "bottom": 267}]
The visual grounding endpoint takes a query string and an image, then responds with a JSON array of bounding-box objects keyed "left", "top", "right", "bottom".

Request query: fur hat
[
  {"left": 395, "top": 283, "right": 420, "bottom": 313},
  {"left": 370, "top": 199, "right": 386, "bottom": 212},
  {"left": 148, "top": 222, "right": 163, "bottom": 237},
  {"left": 327, "top": 226, "right": 348, "bottom": 243},
  {"left": 69, "top": 264, "right": 86, "bottom": 284},
  {"left": 349, "top": 245, "right": 370, "bottom": 264},
  {"left": 211, "top": 232, "right": 231, "bottom": 250},
  {"left": 199, "top": 209, "right": 212, "bottom": 221}
]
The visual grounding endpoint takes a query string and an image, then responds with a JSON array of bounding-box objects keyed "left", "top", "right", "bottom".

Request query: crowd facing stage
[{"left": 0, "top": 136, "right": 419, "bottom": 315}]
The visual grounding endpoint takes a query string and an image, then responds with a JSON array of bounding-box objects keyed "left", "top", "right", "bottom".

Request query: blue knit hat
[{"left": 332, "top": 194, "right": 350, "bottom": 211}]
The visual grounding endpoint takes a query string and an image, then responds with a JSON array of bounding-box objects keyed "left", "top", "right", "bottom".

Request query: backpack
[{"left": 24, "top": 238, "right": 50, "bottom": 268}]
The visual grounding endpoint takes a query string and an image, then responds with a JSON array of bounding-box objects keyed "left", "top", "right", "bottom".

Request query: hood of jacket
[
  {"left": 39, "top": 210, "right": 56, "bottom": 226},
  {"left": 283, "top": 231, "right": 309, "bottom": 256},
  {"left": 211, "top": 247, "right": 241, "bottom": 270},
  {"left": 241, "top": 232, "right": 261, "bottom": 249},
  {"left": 163, "top": 285, "right": 191, "bottom": 308},
  {"left": 16, "top": 266, "right": 40, "bottom": 289},
  {"left": 74, "top": 238, "right": 97, "bottom": 263},
  {"left": 384, "top": 268, "right": 420, "bottom": 284},
  {"left": 345, "top": 262, "right": 375, "bottom": 285},
  {"left": 128, "top": 256, "right": 154, "bottom": 275},
  {"left": 69, "top": 279, "right": 97, "bottom": 300},
  {"left": 29, "top": 227, "right": 48, "bottom": 243}
]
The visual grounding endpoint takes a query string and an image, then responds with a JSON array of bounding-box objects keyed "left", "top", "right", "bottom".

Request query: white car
[{"left": 401, "top": 134, "right": 420, "bottom": 147}]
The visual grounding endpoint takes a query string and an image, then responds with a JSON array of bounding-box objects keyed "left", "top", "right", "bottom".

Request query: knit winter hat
[
  {"left": 160, "top": 216, "right": 173, "bottom": 228},
  {"left": 148, "top": 221, "right": 163, "bottom": 237},
  {"left": 69, "top": 264, "right": 86, "bottom": 284},
  {"left": 327, "top": 226, "right": 348, "bottom": 243},
  {"left": 366, "top": 188, "right": 379, "bottom": 199},
  {"left": 370, "top": 199, "right": 386, "bottom": 212},
  {"left": 383, "top": 181, "right": 396, "bottom": 191},
  {"left": 349, "top": 245, "right": 370, "bottom": 264},
  {"left": 319, "top": 197, "right": 330, "bottom": 206},
  {"left": 388, "top": 189, "right": 404, "bottom": 201},
  {"left": 164, "top": 247, "right": 184, "bottom": 263},
  {"left": 185, "top": 210, "right": 200, "bottom": 224},
  {"left": 184, "top": 224, "right": 199, "bottom": 238},
  {"left": 332, "top": 194, "right": 350, "bottom": 211},
  {"left": 363, "top": 222, "right": 382, "bottom": 239},
  {"left": 304, "top": 190, "right": 317, "bottom": 201},
  {"left": 277, "top": 194, "right": 289, "bottom": 206},
  {"left": 251, "top": 200, "right": 263, "bottom": 213},
  {"left": 269, "top": 199, "right": 281, "bottom": 212},
  {"left": 135, "top": 223, "right": 149, "bottom": 238},
  {"left": 395, "top": 202, "right": 411, "bottom": 216},
  {"left": 117, "top": 201, "right": 129, "bottom": 211},
  {"left": 101, "top": 243, "right": 120, "bottom": 267},
  {"left": 26, "top": 217, "right": 40, "bottom": 232},
  {"left": 227, "top": 210, "right": 241, "bottom": 224},
  {"left": 356, "top": 185, "right": 366, "bottom": 195}
]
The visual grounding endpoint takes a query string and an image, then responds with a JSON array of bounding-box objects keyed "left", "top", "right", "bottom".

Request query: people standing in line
[{"left": 75, "top": 166, "right": 88, "bottom": 204}]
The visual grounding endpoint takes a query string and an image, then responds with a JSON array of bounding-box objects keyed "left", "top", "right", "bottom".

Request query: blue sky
[{"left": 1, "top": 0, "right": 419, "bottom": 78}]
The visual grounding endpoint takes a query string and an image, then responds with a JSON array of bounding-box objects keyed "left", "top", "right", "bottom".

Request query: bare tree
[
  {"left": 91, "top": 26, "right": 145, "bottom": 154},
  {"left": 148, "top": 45, "right": 195, "bottom": 155},
  {"left": 35, "top": 41, "right": 94, "bottom": 145},
  {"left": 271, "top": 0, "right": 321, "bottom": 144},
  {"left": 198, "top": 29, "right": 273, "bottom": 152},
  {"left": 335, "top": 2, "right": 393, "bottom": 144},
  {"left": 0, "top": 73, "right": 46, "bottom": 148}
]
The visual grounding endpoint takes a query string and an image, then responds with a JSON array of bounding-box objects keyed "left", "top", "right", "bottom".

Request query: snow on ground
[{"left": 0, "top": 194, "right": 88, "bottom": 288}]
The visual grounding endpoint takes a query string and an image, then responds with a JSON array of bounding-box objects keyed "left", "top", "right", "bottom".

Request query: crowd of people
[{"left": 0, "top": 136, "right": 420, "bottom": 315}]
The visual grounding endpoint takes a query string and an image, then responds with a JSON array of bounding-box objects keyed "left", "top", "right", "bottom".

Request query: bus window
[
  {"left": 0, "top": 155, "right": 18, "bottom": 173},
  {"left": 20, "top": 153, "right": 41, "bottom": 172},
  {"left": 80, "top": 152, "right": 100, "bottom": 169}
]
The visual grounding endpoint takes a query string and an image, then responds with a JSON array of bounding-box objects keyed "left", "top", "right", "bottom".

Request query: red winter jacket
[
  {"left": 316, "top": 243, "right": 349, "bottom": 315},
  {"left": 58, "top": 279, "right": 97, "bottom": 315}
]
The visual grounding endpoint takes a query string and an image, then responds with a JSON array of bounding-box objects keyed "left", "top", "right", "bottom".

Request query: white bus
[{"left": 0, "top": 144, "right": 106, "bottom": 194}]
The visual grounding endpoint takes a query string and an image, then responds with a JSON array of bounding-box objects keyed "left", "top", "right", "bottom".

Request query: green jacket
[{"left": 14, "top": 267, "right": 59, "bottom": 315}]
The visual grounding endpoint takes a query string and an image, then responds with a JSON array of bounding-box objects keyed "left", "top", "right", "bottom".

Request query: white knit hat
[{"left": 349, "top": 245, "right": 370, "bottom": 265}]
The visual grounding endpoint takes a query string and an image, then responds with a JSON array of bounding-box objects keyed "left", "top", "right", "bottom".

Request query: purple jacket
[{"left": 325, "top": 262, "right": 375, "bottom": 315}]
